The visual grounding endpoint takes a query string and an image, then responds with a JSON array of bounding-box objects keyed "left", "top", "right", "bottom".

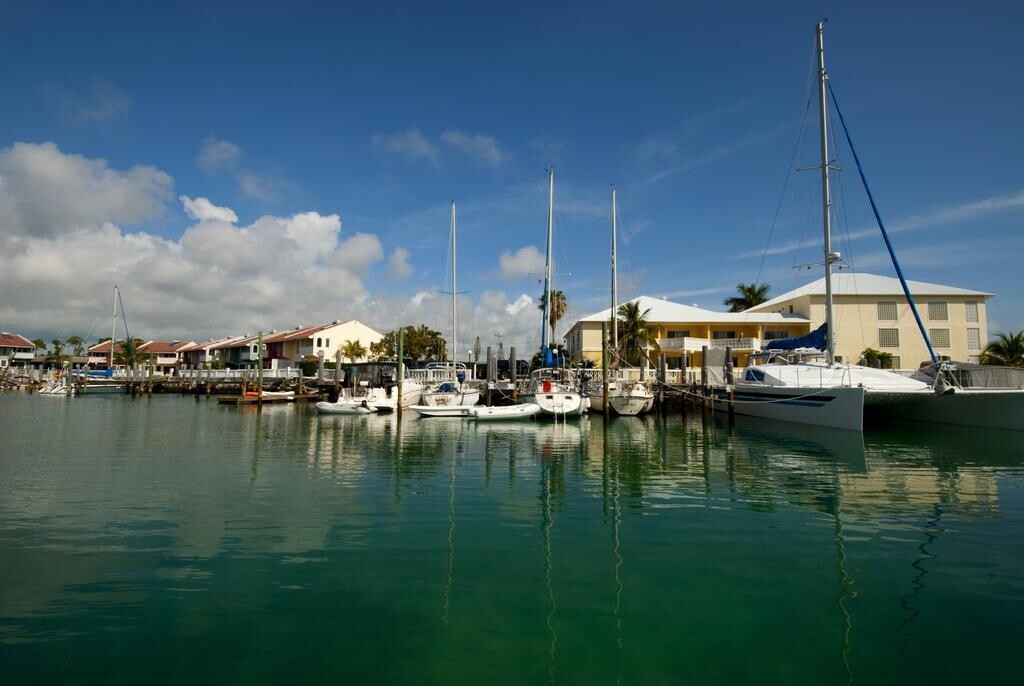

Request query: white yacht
[
  {"left": 522, "top": 367, "right": 587, "bottom": 417},
  {"left": 521, "top": 169, "right": 586, "bottom": 418},
  {"left": 418, "top": 202, "right": 482, "bottom": 408}
]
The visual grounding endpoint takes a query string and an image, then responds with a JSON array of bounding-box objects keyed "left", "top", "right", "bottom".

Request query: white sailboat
[
  {"left": 521, "top": 169, "right": 586, "bottom": 417},
  {"left": 420, "top": 200, "right": 482, "bottom": 408},
  {"left": 715, "top": 23, "right": 929, "bottom": 432},
  {"left": 588, "top": 186, "right": 655, "bottom": 416},
  {"left": 78, "top": 284, "right": 129, "bottom": 395}
]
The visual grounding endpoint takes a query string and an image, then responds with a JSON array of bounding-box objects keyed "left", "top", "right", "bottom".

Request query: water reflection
[{"left": 1, "top": 395, "right": 1022, "bottom": 683}]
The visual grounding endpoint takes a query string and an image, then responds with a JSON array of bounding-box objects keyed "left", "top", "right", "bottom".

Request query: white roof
[
  {"left": 748, "top": 272, "right": 993, "bottom": 312},
  {"left": 575, "top": 295, "right": 809, "bottom": 326}
]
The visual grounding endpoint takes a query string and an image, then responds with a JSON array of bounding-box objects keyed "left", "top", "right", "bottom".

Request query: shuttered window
[
  {"left": 930, "top": 329, "right": 950, "bottom": 348},
  {"left": 967, "top": 328, "right": 981, "bottom": 351},
  {"left": 878, "top": 328, "right": 900, "bottom": 348},
  {"left": 928, "top": 301, "right": 948, "bottom": 320},
  {"left": 877, "top": 302, "right": 898, "bottom": 320}
]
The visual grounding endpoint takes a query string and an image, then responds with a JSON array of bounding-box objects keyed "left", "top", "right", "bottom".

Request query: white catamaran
[{"left": 715, "top": 23, "right": 931, "bottom": 432}]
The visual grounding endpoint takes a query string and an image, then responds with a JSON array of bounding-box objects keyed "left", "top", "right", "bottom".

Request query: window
[
  {"left": 928, "top": 301, "right": 948, "bottom": 320},
  {"left": 965, "top": 301, "right": 979, "bottom": 323},
  {"left": 712, "top": 331, "right": 736, "bottom": 340},
  {"left": 877, "top": 301, "right": 898, "bottom": 320},
  {"left": 967, "top": 355, "right": 980, "bottom": 364},
  {"left": 251, "top": 344, "right": 258, "bottom": 353},
  {"left": 667, "top": 330, "right": 690, "bottom": 339},
  {"left": 878, "top": 328, "right": 900, "bottom": 348},
  {"left": 930, "top": 329, "right": 950, "bottom": 348},
  {"left": 325, "top": 338, "right": 330, "bottom": 348},
  {"left": 967, "top": 328, "right": 981, "bottom": 351},
  {"left": 316, "top": 337, "right": 323, "bottom": 347},
  {"left": 763, "top": 330, "right": 789, "bottom": 340},
  {"left": 890, "top": 356, "right": 902, "bottom": 369}
]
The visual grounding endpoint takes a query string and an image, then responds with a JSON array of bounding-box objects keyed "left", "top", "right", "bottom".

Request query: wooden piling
[
  {"left": 601, "top": 322, "right": 609, "bottom": 423},
  {"left": 485, "top": 345, "right": 493, "bottom": 406},
  {"left": 509, "top": 347, "right": 517, "bottom": 402},
  {"left": 397, "top": 329, "right": 404, "bottom": 415}
]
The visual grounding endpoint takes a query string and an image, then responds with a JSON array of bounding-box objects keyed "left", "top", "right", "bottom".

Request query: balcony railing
[{"left": 656, "top": 337, "right": 762, "bottom": 351}]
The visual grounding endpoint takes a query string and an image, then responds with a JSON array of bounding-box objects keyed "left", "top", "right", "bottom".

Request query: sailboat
[
  {"left": 418, "top": 201, "right": 482, "bottom": 409},
  {"left": 78, "top": 285, "right": 130, "bottom": 394},
  {"left": 588, "top": 186, "right": 655, "bottom": 416},
  {"left": 714, "top": 23, "right": 931, "bottom": 432},
  {"left": 521, "top": 169, "right": 587, "bottom": 417}
]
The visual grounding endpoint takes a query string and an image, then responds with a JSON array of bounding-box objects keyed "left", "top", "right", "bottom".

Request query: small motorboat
[
  {"left": 410, "top": 404, "right": 472, "bottom": 418},
  {"left": 468, "top": 403, "right": 542, "bottom": 420},
  {"left": 315, "top": 398, "right": 375, "bottom": 414}
]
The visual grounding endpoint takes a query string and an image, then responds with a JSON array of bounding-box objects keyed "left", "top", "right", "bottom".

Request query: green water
[{"left": 1, "top": 394, "right": 1021, "bottom": 684}]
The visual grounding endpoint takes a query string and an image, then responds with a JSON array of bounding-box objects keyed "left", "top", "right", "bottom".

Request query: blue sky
[{"left": 2, "top": 1, "right": 1022, "bottom": 353}]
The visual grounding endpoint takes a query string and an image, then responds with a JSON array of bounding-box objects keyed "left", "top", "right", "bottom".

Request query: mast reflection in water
[{"left": 1, "top": 395, "right": 1021, "bottom": 684}]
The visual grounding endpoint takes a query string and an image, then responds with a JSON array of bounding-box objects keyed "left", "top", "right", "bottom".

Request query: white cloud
[
  {"left": 499, "top": 245, "right": 545, "bottom": 279},
  {"left": 388, "top": 247, "right": 414, "bottom": 279},
  {"left": 440, "top": 130, "right": 508, "bottom": 167},
  {"left": 0, "top": 142, "right": 550, "bottom": 354},
  {"left": 371, "top": 129, "right": 441, "bottom": 166},
  {"left": 39, "top": 80, "right": 132, "bottom": 123},
  {"left": 197, "top": 137, "right": 241, "bottom": 173},
  {"left": 505, "top": 293, "right": 534, "bottom": 316},
  {"left": 0, "top": 143, "right": 389, "bottom": 340},
  {"left": 411, "top": 290, "right": 434, "bottom": 307},
  {"left": 180, "top": 195, "right": 238, "bottom": 224},
  {"left": 0, "top": 141, "right": 172, "bottom": 240}
]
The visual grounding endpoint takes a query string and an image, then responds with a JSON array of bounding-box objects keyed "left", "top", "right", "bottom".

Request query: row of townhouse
[
  {"left": 0, "top": 332, "right": 36, "bottom": 370},
  {"left": 173, "top": 320, "right": 383, "bottom": 371},
  {"left": 4, "top": 319, "right": 383, "bottom": 375},
  {"left": 565, "top": 272, "right": 994, "bottom": 371}
]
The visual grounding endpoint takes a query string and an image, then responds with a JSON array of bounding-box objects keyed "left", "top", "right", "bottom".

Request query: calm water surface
[{"left": 1, "top": 394, "right": 1022, "bottom": 684}]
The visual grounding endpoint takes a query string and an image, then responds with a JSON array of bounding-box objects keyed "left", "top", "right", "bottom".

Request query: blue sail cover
[{"left": 765, "top": 323, "right": 827, "bottom": 351}]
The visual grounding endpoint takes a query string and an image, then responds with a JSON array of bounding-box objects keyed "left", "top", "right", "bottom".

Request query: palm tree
[
  {"left": 723, "top": 283, "right": 771, "bottom": 312},
  {"left": 538, "top": 289, "right": 568, "bottom": 337},
  {"left": 115, "top": 338, "right": 145, "bottom": 367},
  {"left": 982, "top": 330, "right": 1024, "bottom": 367},
  {"left": 49, "top": 338, "right": 65, "bottom": 365},
  {"left": 616, "top": 301, "right": 660, "bottom": 366},
  {"left": 341, "top": 339, "right": 367, "bottom": 363},
  {"left": 66, "top": 335, "right": 85, "bottom": 357}
]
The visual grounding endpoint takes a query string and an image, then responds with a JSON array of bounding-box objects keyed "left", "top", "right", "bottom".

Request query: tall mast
[
  {"left": 450, "top": 200, "right": 458, "bottom": 364},
  {"left": 542, "top": 168, "right": 554, "bottom": 352},
  {"left": 110, "top": 284, "right": 118, "bottom": 370},
  {"left": 816, "top": 21, "right": 837, "bottom": 366},
  {"left": 611, "top": 186, "right": 619, "bottom": 350}
]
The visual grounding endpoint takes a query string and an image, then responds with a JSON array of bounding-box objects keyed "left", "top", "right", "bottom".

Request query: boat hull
[
  {"left": 410, "top": 405, "right": 472, "bottom": 418},
  {"left": 865, "top": 388, "right": 1024, "bottom": 431},
  {"left": 713, "top": 384, "right": 865, "bottom": 432},
  {"left": 316, "top": 401, "right": 373, "bottom": 415},
  {"left": 420, "top": 388, "right": 481, "bottom": 407},
  {"left": 469, "top": 403, "right": 541, "bottom": 420},
  {"left": 523, "top": 390, "right": 586, "bottom": 417}
]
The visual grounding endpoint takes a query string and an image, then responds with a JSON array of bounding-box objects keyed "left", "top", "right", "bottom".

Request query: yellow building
[
  {"left": 745, "top": 272, "right": 992, "bottom": 369},
  {"left": 564, "top": 295, "right": 811, "bottom": 371}
]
